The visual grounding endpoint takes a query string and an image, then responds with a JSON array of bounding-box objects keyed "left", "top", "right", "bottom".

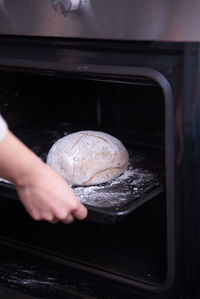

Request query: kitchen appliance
[{"left": 0, "top": 1, "right": 199, "bottom": 298}]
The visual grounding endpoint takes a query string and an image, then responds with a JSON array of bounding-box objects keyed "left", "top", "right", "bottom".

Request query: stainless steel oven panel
[{"left": 0, "top": 0, "right": 200, "bottom": 42}]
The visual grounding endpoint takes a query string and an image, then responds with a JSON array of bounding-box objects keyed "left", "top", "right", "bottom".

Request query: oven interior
[{"left": 0, "top": 70, "right": 168, "bottom": 289}]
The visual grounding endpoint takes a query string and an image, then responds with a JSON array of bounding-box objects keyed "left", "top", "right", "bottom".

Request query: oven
[{"left": 0, "top": 1, "right": 199, "bottom": 298}]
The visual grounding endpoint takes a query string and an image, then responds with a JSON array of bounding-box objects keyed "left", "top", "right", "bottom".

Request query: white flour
[{"left": 73, "top": 154, "right": 161, "bottom": 208}]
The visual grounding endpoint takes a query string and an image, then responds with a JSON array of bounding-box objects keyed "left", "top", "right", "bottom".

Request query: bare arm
[{"left": 0, "top": 129, "right": 87, "bottom": 223}]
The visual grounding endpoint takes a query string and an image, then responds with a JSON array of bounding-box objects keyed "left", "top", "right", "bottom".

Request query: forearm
[
  {"left": 0, "top": 119, "right": 87, "bottom": 223},
  {"left": 0, "top": 129, "right": 44, "bottom": 186}
]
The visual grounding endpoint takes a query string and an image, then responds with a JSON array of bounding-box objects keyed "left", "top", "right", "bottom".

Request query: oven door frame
[{"left": 0, "top": 37, "right": 198, "bottom": 298}]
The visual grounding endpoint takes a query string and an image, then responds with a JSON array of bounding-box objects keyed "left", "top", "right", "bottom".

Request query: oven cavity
[{"left": 0, "top": 69, "right": 169, "bottom": 289}]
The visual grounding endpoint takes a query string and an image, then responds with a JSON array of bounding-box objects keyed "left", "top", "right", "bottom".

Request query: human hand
[
  {"left": 0, "top": 129, "right": 87, "bottom": 224},
  {"left": 16, "top": 162, "right": 88, "bottom": 224}
]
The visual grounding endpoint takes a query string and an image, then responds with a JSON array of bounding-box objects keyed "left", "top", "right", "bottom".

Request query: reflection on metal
[
  {"left": 0, "top": 0, "right": 15, "bottom": 31},
  {"left": 0, "top": 0, "right": 200, "bottom": 41},
  {"left": 51, "top": 0, "right": 81, "bottom": 15}
]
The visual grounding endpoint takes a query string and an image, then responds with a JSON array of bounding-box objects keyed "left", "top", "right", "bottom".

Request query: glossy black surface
[
  {"left": 0, "top": 71, "right": 166, "bottom": 224},
  {"left": 0, "top": 193, "right": 166, "bottom": 286},
  {"left": 0, "top": 39, "right": 198, "bottom": 298}
]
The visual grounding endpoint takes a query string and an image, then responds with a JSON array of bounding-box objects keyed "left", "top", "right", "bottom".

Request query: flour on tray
[
  {"left": 74, "top": 148, "right": 163, "bottom": 208},
  {"left": 0, "top": 147, "right": 164, "bottom": 209}
]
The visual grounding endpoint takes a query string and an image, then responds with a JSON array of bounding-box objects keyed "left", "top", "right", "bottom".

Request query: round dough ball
[{"left": 46, "top": 130, "right": 129, "bottom": 186}]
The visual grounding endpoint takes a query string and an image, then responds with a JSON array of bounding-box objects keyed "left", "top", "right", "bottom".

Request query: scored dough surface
[{"left": 46, "top": 130, "right": 129, "bottom": 186}]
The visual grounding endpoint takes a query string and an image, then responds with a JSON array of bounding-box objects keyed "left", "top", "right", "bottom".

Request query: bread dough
[{"left": 46, "top": 130, "right": 129, "bottom": 186}]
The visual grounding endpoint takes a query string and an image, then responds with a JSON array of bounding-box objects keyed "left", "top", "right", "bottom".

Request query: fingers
[
  {"left": 72, "top": 202, "right": 88, "bottom": 220},
  {"left": 39, "top": 214, "right": 75, "bottom": 225},
  {"left": 47, "top": 203, "right": 87, "bottom": 225},
  {"left": 62, "top": 214, "right": 75, "bottom": 224},
  {"left": 55, "top": 204, "right": 87, "bottom": 224},
  {"left": 50, "top": 218, "right": 60, "bottom": 224},
  {"left": 31, "top": 203, "right": 88, "bottom": 225}
]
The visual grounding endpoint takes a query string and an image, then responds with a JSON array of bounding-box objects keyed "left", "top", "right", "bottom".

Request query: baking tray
[{"left": 0, "top": 122, "right": 165, "bottom": 224}]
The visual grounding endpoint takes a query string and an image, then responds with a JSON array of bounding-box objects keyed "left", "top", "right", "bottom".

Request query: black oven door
[{"left": 0, "top": 37, "right": 198, "bottom": 299}]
